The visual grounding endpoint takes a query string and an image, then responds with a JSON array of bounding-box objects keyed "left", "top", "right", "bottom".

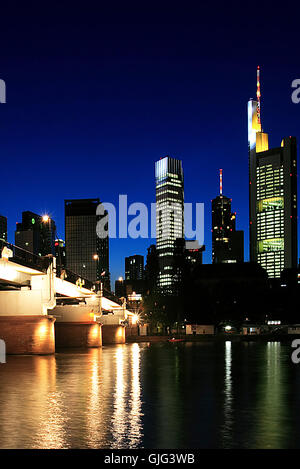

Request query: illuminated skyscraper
[
  {"left": 248, "top": 67, "right": 297, "bottom": 278},
  {"left": 155, "top": 156, "right": 184, "bottom": 293},
  {"left": 212, "top": 170, "right": 244, "bottom": 263}
]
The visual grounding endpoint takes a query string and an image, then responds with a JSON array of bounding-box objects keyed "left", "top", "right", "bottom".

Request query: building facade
[
  {"left": 155, "top": 156, "right": 184, "bottom": 293},
  {"left": 65, "top": 199, "right": 110, "bottom": 288},
  {"left": 15, "top": 211, "right": 56, "bottom": 256},
  {"left": 115, "top": 277, "right": 126, "bottom": 298},
  {"left": 125, "top": 255, "right": 144, "bottom": 281},
  {"left": 55, "top": 238, "right": 66, "bottom": 267},
  {"left": 248, "top": 67, "right": 297, "bottom": 278}
]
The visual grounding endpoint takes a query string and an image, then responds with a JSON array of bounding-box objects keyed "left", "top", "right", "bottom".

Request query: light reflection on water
[
  {"left": 221, "top": 341, "right": 233, "bottom": 446},
  {"left": 0, "top": 341, "right": 300, "bottom": 449}
]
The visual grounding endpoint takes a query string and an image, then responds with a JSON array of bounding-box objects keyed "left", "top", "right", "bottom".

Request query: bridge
[{"left": 0, "top": 241, "right": 138, "bottom": 354}]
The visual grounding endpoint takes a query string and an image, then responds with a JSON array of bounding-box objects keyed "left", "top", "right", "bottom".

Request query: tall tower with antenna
[
  {"left": 211, "top": 170, "right": 244, "bottom": 264},
  {"left": 248, "top": 66, "right": 297, "bottom": 278}
]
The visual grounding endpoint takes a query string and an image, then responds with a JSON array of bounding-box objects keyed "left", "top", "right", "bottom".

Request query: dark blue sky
[{"left": 0, "top": 3, "right": 299, "bottom": 285}]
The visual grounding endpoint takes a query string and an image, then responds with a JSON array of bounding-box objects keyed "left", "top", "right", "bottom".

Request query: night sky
[{"left": 0, "top": 3, "right": 299, "bottom": 285}]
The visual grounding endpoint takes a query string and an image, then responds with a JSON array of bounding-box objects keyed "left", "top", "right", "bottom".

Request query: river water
[{"left": 0, "top": 341, "right": 300, "bottom": 449}]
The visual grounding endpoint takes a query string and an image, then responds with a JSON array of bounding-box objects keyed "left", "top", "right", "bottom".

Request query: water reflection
[
  {"left": 128, "top": 343, "right": 143, "bottom": 447},
  {"left": 252, "top": 342, "right": 290, "bottom": 449},
  {"left": 0, "top": 342, "right": 300, "bottom": 448},
  {"left": 221, "top": 341, "right": 233, "bottom": 447},
  {"left": 111, "top": 346, "right": 127, "bottom": 447},
  {"left": 34, "top": 356, "right": 68, "bottom": 449},
  {"left": 85, "top": 348, "right": 104, "bottom": 448},
  {"left": 111, "top": 344, "right": 143, "bottom": 448}
]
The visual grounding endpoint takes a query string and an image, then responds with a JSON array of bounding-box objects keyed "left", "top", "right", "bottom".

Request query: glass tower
[{"left": 155, "top": 156, "right": 184, "bottom": 293}]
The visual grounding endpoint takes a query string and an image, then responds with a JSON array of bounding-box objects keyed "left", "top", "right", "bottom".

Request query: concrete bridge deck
[{"left": 0, "top": 242, "right": 137, "bottom": 353}]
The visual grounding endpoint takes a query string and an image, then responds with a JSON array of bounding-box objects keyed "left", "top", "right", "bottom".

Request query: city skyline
[
  {"left": 0, "top": 6, "right": 299, "bottom": 285},
  {"left": 1, "top": 3, "right": 300, "bottom": 453}
]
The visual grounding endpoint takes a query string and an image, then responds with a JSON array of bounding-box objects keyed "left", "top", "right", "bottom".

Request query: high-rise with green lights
[{"left": 248, "top": 67, "right": 297, "bottom": 278}]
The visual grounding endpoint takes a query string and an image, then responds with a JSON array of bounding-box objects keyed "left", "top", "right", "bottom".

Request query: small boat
[{"left": 168, "top": 337, "right": 184, "bottom": 343}]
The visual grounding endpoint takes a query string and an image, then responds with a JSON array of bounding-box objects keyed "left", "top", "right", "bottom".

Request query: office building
[
  {"left": 65, "top": 199, "right": 110, "bottom": 288},
  {"left": 248, "top": 67, "right": 297, "bottom": 278},
  {"left": 125, "top": 255, "right": 144, "bottom": 281},
  {"left": 15, "top": 211, "right": 56, "bottom": 256},
  {"left": 212, "top": 170, "right": 244, "bottom": 263},
  {"left": 155, "top": 156, "right": 184, "bottom": 293}
]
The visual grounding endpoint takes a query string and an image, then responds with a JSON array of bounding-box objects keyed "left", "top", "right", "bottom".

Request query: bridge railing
[
  {"left": 55, "top": 263, "right": 123, "bottom": 306},
  {"left": 0, "top": 240, "right": 51, "bottom": 273},
  {"left": 0, "top": 239, "right": 123, "bottom": 305}
]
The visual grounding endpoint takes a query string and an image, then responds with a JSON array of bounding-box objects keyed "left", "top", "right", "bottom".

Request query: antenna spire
[
  {"left": 219, "top": 169, "right": 223, "bottom": 195},
  {"left": 256, "top": 65, "right": 261, "bottom": 125}
]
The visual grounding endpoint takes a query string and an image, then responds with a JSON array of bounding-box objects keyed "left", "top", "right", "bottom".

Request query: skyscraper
[
  {"left": 15, "top": 211, "right": 56, "bottom": 256},
  {"left": 248, "top": 67, "right": 297, "bottom": 278},
  {"left": 65, "top": 199, "right": 110, "bottom": 288},
  {"left": 212, "top": 170, "right": 244, "bottom": 263},
  {"left": 125, "top": 255, "right": 144, "bottom": 281},
  {"left": 155, "top": 156, "right": 184, "bottom": 293}
]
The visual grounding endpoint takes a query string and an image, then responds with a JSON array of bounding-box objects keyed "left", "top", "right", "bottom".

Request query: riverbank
[{"left": 126, "top": 334, "right": 299, "bottom": 343}]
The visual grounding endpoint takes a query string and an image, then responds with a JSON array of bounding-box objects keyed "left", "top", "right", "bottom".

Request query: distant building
[
  {"left": 185, "top": 240, "right": 206, "bottom": 266},
  {"left": 125, "top": 255, "right": 144, "bottom": 281},
  {"left": 144, "top": 244, "right": 159, "bottom": 294},
  {"left": 15, "top": 211, "right": 56, "bottom": 256},
  {"left": 115, "top": 277, "right": 126, "bottom": 298},
  {"left": 0, "top": 215, "right": 7, "bottom": 242},
  {"left": 185, "top": 262, "right": 269, "bottom": 324},
  {"left": 173, "top": 239, "right": 205, "bottom": 292},
  {"left": 65, "top": 199, "right": 110, "bottom": 288},
  {"left": 186, "top": 324, "right": 214, "bottom": 335},
  {"left": 212, "top": 170, "right": 244, "bottom": 263},
  {"left": 55, "top": 238, "right": 66, "bottom": 267},
  {"left": 248, "top": 67, "right": 297, "bottom": 278},
  {"left": 155, "top": 156, "right": 184, "bottom": 293}
]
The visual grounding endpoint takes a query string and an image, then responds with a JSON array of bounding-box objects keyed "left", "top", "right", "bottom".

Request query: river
[{"left": 0, "top": 341, "right": 299, "bottom": 449}]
